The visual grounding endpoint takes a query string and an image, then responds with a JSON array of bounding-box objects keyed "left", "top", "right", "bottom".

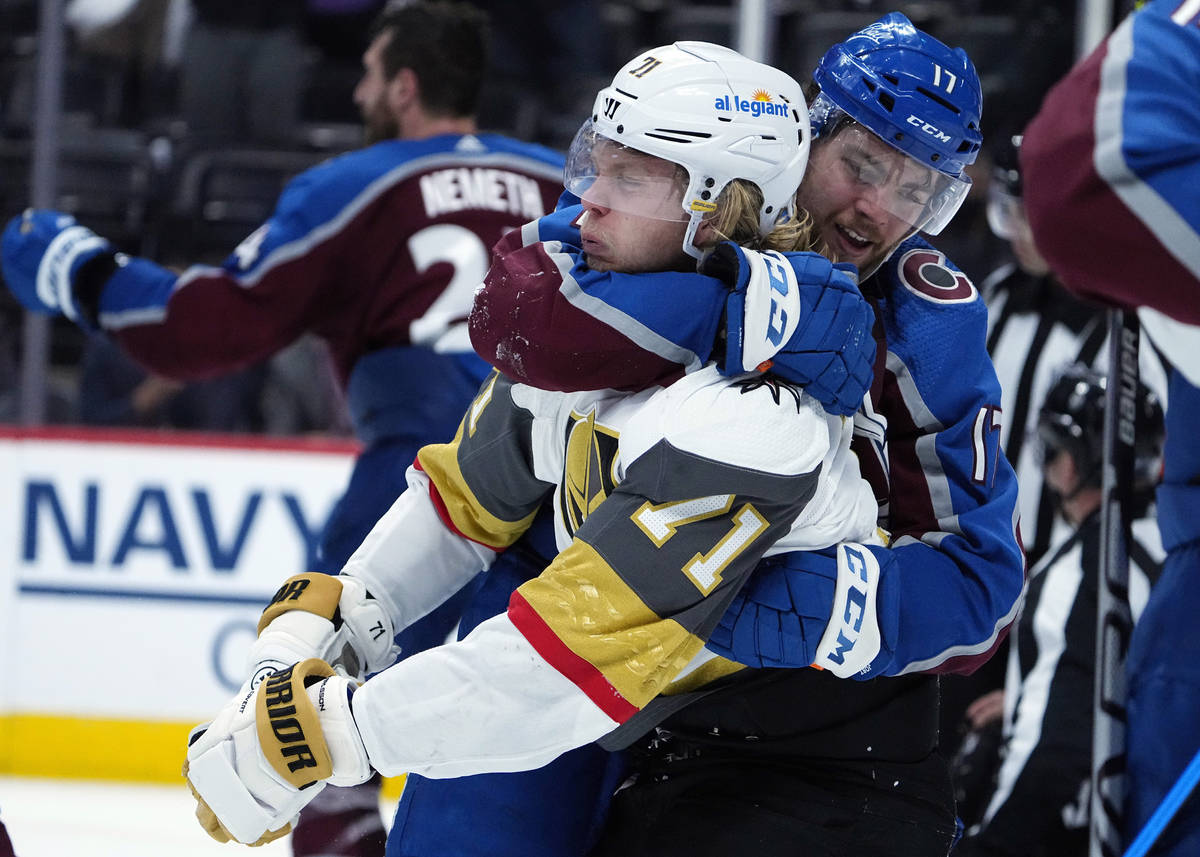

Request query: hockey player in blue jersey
[
  {"left": 0, "top": 26, "right": 886, "bottom": 857},
  {"left": 2, "top": 0, "right": 565, "bottom": 630},
  {"left": 174, "top": 40, "right": 931, "bottom": 855},
  {"left": 1022, "top": 1, "right": 1200, "bottom": 853},
  {"left": 471, "top": 13, "right": 1025, "bottom": 855},
  {"left": 475, "top": 11, "right": 1023, "bottom": 684},
  {"left": 0, "top": 4, "right": 567, "bottom": 854}
]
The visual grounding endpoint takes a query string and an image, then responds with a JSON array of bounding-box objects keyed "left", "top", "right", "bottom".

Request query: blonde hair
[{"left": 704, "top": 179, "right": 822, "bottom": 254}]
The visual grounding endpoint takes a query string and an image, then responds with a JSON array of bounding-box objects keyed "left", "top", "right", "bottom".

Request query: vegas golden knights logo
[{"left": 559, "top": 409, "right": 620, "bottom": 537}]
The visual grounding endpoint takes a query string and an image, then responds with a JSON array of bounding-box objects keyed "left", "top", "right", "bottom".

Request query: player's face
[
  {"left": 576, "top": 147, "right": 694, "bottom": 273},
  {"left": 354, "top": 32, "right": 398, "bottom": 144},
  {"left": 799, "top": 126, "right": 928, "bottom": 274}
]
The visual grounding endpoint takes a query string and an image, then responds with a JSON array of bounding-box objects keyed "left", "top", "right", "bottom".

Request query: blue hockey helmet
[{"left": 810, "top": 12, "right": 983, "bottom": 233}]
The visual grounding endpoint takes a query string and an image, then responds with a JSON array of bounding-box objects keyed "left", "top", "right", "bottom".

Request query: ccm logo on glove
[
  {"left": 762, "top": 252, "right": 793, "bottom": 347},
  {"left": 814, "top": 544, "right": 883, "bottom": 677}
]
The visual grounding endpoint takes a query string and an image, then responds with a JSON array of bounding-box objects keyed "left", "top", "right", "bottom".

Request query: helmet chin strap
[{"left": 682, "top": 210, "right": 706, "bottom": 261}]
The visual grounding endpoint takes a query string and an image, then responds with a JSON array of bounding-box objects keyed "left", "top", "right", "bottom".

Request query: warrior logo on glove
[{"left": 258, "top": 664, "right": 333, "bottom": 786}]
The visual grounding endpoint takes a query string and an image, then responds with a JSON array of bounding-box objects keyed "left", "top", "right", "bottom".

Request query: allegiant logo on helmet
[{"left": 714, "top": 90, "right": 789, "bottom": 119}]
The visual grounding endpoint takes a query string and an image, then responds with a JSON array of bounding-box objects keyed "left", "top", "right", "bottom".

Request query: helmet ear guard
[{"left": 567, "top": 41, "right": 811, "bottom": 259}]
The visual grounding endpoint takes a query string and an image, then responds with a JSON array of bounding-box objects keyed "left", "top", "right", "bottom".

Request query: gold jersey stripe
[
  {"left": 417, "top": 425, "right": 537, "bottom": 549},
  {"left": 516, "top": 539, "right": 706, "bottom": 709},
  {"left": 662, "top": 655, "right": 747, "bottom": 696}
]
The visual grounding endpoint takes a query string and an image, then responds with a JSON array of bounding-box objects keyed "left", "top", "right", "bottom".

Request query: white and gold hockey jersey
[{"left": 338, "top": 365, "right": 882, "bottom": 779}]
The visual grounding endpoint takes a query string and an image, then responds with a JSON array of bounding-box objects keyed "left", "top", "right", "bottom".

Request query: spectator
[
  {"left": 78, "top": 333, "right": 266, "bottom": 430},
  {"left": 65, "top": 0, "right": 179, "bottom": 126},
  {"left": 257, "top": 334, "right": 350, "bottom": 438},
  {"left": 178, "top": 1, "right": 310, "bottom": 145}
]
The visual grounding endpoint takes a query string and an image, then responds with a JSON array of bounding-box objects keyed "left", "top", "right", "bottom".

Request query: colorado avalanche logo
[{"left": 897, "top": 248, "right": 977, "bottom": 304}]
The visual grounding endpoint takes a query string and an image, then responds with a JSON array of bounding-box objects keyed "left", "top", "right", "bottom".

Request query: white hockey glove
[
  {"left": 246, "top": 572, "right": 400, "bottom": 688},
  {"left": 184, "top": 658, "right": 372, "bottom": 846}
]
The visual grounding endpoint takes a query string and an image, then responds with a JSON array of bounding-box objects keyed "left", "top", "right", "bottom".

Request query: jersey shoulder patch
[{"left": 889, "top": 236, "right": 978, "bottom": 305}]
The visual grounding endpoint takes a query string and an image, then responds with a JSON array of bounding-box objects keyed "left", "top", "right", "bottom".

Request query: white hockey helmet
[{"left": 564, "top": 41, "right": 810, "bottom": 259}]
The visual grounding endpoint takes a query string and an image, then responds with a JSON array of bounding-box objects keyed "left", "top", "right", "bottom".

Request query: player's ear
[
  {"left": 388, "top": 67, "right": 419, "bottom": 114},
  {"left": 693, "top": 217, "right": 719, "bottom": 252}
]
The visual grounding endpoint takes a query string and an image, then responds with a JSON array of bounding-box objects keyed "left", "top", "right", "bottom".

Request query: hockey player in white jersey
[
  {"left": 467, "top": 16, "right": 1023, "bottom": 854},
  {"left": 180, "top": 42, "right": 887, "bottom": 849}
]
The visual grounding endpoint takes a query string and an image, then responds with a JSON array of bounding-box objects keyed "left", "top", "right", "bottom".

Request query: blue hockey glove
[
  {"left": 1, "top": 209, "right": 117, "bottom": 329},
  {"left": 702, "top": 242, "right": 876, "bottom": 416},
  {"left": 708, "top": 544, "right": 891, "bottom": 678},
  {"left": 708, "top": 548, "right": 838, "bottom": 670}
]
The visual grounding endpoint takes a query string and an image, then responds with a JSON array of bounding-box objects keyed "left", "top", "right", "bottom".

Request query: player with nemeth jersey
[
  {"left": 1, "top": 1, "right": 564, "bottom": 635},
  {"left": 0, "top": 5, "right": 564, "bottom": 854}
]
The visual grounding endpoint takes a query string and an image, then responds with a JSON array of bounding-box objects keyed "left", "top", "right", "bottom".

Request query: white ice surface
[{"left": 0, "top": 776, "right": 294, "bottom": 857}]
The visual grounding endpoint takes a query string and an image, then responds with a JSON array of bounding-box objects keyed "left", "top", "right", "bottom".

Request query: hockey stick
[
  {"left": 1123, "top": 746, "right": 1200, "bottom": 857},
  {"left": 1090, "top": 308, "right": 1140, "bottom": 857}
]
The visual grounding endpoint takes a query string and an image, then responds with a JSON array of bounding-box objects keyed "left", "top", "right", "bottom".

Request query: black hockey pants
[{"left": 590, "top": 733, "right": 958, "bottom": 857}]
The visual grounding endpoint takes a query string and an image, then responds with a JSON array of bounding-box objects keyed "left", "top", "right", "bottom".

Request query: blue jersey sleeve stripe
[
  {"left": 546, "top": 249, "right": 711, "bottom": 374},
  {"left": 1096, "top": 9, "right": 1200, "bottom": 280}
]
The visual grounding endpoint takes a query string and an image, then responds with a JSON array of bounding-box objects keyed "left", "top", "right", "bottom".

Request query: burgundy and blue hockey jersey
[
  {"left": 88, "top": 132, "right": 564, "bottom": 582},
  {"left": 1022, "top": 2, "right": 1200, "bottom": 853},
  {"left": 471, "top": 208, "right": 1025, "bottom": 682},
  {"left": 92, "top": 133, "right": 565, "bottom": 443}
]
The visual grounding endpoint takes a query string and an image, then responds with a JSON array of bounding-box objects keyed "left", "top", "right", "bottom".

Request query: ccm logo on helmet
[{"left": 906, "top": 115, "right": 951, "bottom": 143}]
